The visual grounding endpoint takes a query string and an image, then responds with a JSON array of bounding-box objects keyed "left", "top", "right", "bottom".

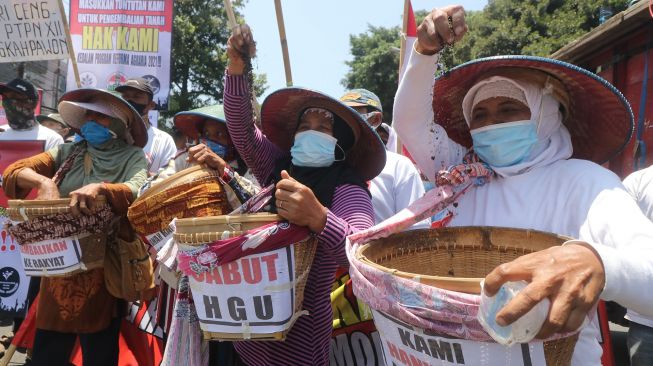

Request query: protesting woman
[
  {"left": 146, "top": 104, "right": 258, "bottom": 207},
  {"left": 392, "top": 5, "right": 653, "bottom": 365},
  {"left": 3, "top": 89, "right": 148, "bottom": 366},
  {"left": 223, "top": 25, "right": 386, "bottom": 365}
]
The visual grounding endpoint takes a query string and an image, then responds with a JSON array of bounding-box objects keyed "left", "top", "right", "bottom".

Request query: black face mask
[
  {"left": 128, "top": 100, "right": 148, "bottom": 115},
  {"left": 2, "top": 97, "right": 37, "bottom": 130}
]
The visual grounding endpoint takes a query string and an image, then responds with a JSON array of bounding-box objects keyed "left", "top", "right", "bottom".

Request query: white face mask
[{"left": 290, "top": 130, "right": 343, "bottom": 167}]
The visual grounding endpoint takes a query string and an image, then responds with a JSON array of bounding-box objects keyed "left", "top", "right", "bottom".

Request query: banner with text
[
  {"left": 0, "top": 140, "right": 45, "bottom": 317},
  {"left": 66, "top": 0, "right": 172, "bottom": 109},
  {"left": 187, "top": 246, "right": 297, "bottom": 336},
  {"left": 371, "top": 310, "right": 547, "bottom": 366},
  {"left": 20, "top": 235, "right": 84, "bottom": 276},
  {"left": 0, "top": 0, "right": 69, "bottom": 62}
]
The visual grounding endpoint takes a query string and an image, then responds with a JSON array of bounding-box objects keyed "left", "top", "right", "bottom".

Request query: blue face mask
[
  {"left": 290, "top": 130, "right": 341, "bottom": 167},
  {"left": 80, "top": 121, "right": 116, "bottom": 146},
  {"left": 471, "top": 120, "right": 538, "bottom": 167},
  {"left": 202, "top": 138, "right": 229, "bottom": 158}
]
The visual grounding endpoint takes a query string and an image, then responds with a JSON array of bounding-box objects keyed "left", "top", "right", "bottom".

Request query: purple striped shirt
[{"left": 224, "top": 73, "right": 374, "bottom": 365}]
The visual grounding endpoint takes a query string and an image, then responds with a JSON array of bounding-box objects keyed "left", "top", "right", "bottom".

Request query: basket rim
[
  {"left": 8, "top": 195, "right": 107, "bottom": 208},
  {"left": 175, "top": 213, "right": 282, "bottom": 228},
  {"left": 355, "top": 226, "right": 571, "bottom": 295},
  {"left": 135, "top": 165, "right": 220, "bottom": 202}
]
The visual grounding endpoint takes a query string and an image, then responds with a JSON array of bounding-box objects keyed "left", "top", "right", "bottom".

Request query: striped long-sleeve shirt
[{"left": 224, "top": 73, "right": 374, "bottom": 365}]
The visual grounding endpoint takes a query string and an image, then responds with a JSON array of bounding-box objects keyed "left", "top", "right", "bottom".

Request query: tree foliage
[
  {"left": 167, "top": 0, "right": 267, "bottom": 119},
  {"left": 343, "top": 0, "right": 630, "bottom": 121}
]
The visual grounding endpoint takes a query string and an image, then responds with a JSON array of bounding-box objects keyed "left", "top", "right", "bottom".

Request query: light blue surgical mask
[
  {"left": 80, "top": 121, "right": 116, "bottom": 146},
  {"left": 201, "top": 138, "right": 229, "bottom": 158},
  {"left": 290, "top": 130, "right": 342, "bottom": 167},
  {"left": 471, "top": 120, "right": 538, "bottom": 167}
]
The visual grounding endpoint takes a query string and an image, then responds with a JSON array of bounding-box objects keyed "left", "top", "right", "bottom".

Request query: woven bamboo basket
[
  {"left": 355, "top": 226, "right": 578, "bottom": 366},
  {"left": 175, "top": 213, "right": 317, "bottom": 341},
  {"left": 7, "top": 196, "right": 108, "bottom": 276},
  {"left": 128, "top": 165, "right": 231, "bottom": 238}
]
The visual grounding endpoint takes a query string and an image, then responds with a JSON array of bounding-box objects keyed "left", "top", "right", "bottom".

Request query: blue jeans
[{"left": 628, "top": 322, "right": 653, "bottom": 366}]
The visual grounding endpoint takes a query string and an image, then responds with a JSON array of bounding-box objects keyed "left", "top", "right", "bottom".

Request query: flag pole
[
  {"left": 396, "top": 0, "right": 411, "bottom": 154},
  {"left": 274, "top": 0, "right": 293, "bottom": 86},
  {"left": 58, "top": 0, "right": 80, "bottom": 87}
]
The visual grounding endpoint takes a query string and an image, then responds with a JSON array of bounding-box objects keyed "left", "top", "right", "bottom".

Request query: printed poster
[
  {"left": 66, "top": 0, "right": 173, "bottom": 110},
  {"left": 0, "top": 0, "right": 69, "bottom": 62},
  {"left": 0, "top": 140, "right": 45, "bottom": 317}
]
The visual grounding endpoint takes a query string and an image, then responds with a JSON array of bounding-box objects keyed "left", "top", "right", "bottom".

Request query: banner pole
[
  {"left": 274, "top": 0, "right": 293, "bottom": 87},
  {"left": 58, "top": 0, "right": 80, "bottom": 87},
  {"left": 223, "top": 0, "right": 238, "bottom": 29}
]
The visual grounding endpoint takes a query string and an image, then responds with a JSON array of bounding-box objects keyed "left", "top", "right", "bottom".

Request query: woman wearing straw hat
[
  {"left": 2, "top": 89, "right": 148, "bottom": 366},
  {"left": 392, "top": 5, "right": 653, "bottom": 365},
  {"left": 223, "top": 25, "right": 385, "bottom": 365},
  {"left": 145, "top": 103, "right": 258, "bottom": 207}
]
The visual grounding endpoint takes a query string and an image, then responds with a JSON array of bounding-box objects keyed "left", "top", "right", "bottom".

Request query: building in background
[{"left": 0, "top": 60, "right": 68, "bottom": 114}]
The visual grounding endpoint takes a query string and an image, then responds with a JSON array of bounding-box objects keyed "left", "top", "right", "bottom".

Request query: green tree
[
  {"left": 342, "top": 25, "right": 401, "bottom": 122},
  {"left": 343, "top": 1, "right": 629, "bottom": 119},
  {"left": 167, "top": 0, "right": 267, "bottom": 120}
]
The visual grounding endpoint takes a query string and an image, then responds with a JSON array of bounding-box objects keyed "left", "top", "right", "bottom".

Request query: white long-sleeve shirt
[{"left": 393, "top": 47, "right": 653, "bottom": 365}]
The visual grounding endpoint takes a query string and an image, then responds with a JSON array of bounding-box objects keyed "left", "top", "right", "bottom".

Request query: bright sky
[{"left": 243, "top": 1, "right": 486, "bottom": 99}]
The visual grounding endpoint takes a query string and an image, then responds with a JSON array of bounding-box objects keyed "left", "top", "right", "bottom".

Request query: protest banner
[
  {"left": 371, "top": 310, "right": 547, "bottom": 366},
  {"left": 0, "top": 140, "right": 44, "bottom": 317},
  {"left": 187, "top": 246, "right": 296, "bottom": 336},
  {"left": 0, "top": 0, "right": 70, "bottom": 62},
  {"left": 66, "top": 0, "right": 173, "bottom": 109},
  {"left": 20, "top": 235, "right": 84, "bottom": 276}
]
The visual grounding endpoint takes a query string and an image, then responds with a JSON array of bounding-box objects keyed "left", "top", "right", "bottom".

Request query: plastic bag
[{"left": 477, "top": 280, "right": 550, "bottom": 346}]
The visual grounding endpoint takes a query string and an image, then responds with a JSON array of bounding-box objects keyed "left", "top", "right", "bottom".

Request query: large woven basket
[
  {"left": 7, "top": 197, "right": 108, "bottom": 276},
  {"left": 175, "top": 213, "right": 317, "bottom": 341},
  {"left": 355, "top": 226, "right": 578, "bottom": 366},
  {"left": 128, "top": 165, "right": 231, "bottom": 237}
]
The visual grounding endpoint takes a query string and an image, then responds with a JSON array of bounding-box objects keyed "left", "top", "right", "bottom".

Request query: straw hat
[
  {"left": 58, "top": 88, "right": 147, "bottom": 148},
  {"left": 261, "top": 87, "right": 386, "bottom": 181},
  {"left": 174, "top": 104, "right": 226, "bottom": 140},
  {"left": 433, "top": 55, "right": 634, "bottom": 164},
  {"left": 36, "top": 113, "right": 68, "bottom": 128}
]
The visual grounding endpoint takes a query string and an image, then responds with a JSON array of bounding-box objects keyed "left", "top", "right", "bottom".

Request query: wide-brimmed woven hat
[
  {"left": 433, "top": 55, "right": 634, "bottom": 164},
  {"left": 36, "top": 113, "right": 68, "bottom": 128},
  {"left": 261, "top": 87, "right": 386, "bottom": 181},
  {"left": 58, "top": 88, "right": 147, "bottom": 147},
  {"left": 174, "top": 104, "right": 226, "bottom": 140}
]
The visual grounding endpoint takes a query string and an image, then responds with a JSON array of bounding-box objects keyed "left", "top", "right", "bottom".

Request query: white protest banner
[
  {"left": 20, "top": 235, "right": 84, "bottom": 276},
  {"left": 372, "top": 310, "right": 547, "bottom": 366},
  {"left": 0, "top": 0, "right": 69, "bottom": 62},
  {"left": 66, "top": 0, "right": 173, "bottom": 109},
  {"left": 0, "top": 217, "right": 29, "bottom": 317},
  {"left": 188, "top": 246, "right": 297, "bottom": 335}
]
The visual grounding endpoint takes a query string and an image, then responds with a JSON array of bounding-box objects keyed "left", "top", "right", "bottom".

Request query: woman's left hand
[
  {"left": 69, "top": 182, "right": 105, "bottom": 215},
  {"left": 275, "top": 170, "right": 328, "bottom": 233},
  {"left": 483, "top": 242, "right": 606, "bottom": 338},
  {"left": 187, "top": 144, "right": 227, "bottom": 174}
]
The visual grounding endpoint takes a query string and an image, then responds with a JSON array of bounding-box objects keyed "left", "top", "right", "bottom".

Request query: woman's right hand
[
  {"left": 416, "top": 5, "right": 468, "bottom": 55},
  {"left": 227, "top": 24, "right": 256, "bottom": 75},
  {"left": 36, "top": 178, "right": 60, "bottom": 200}
]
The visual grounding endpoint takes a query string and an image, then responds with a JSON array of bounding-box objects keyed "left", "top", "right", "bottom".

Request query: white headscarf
[
  {"left": 379, "top": 122, "right": 398, "bottom": 152},
  {"left": 461, "top": 76, "right": 573, "bottom": 178}
]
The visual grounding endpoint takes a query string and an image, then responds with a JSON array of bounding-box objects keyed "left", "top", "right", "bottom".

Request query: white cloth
[
  {"left": 0, "top": 124, "right": 63, "bottom": 150},
  {"left": 462, "top": 75, "right": 573, "bottom": 178},
  {"left": 382, "top": 122, "right": 399, "bottom": 153},
  {"left": 622, "top": 166, "right": 653, "bottom": 328},
  {"left": 143, "top": 126, "right": 177, "bottom": 175},
  {"left": 370, "top": 151, "right": 429, "bottom": 228},
  {"left": 393, "top": 46, "right": 653, "bottom": 365}
]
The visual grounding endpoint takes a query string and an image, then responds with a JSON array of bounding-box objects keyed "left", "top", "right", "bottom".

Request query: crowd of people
[{"left": 0, "top": 3, "right": 652, "bottom": 366}]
